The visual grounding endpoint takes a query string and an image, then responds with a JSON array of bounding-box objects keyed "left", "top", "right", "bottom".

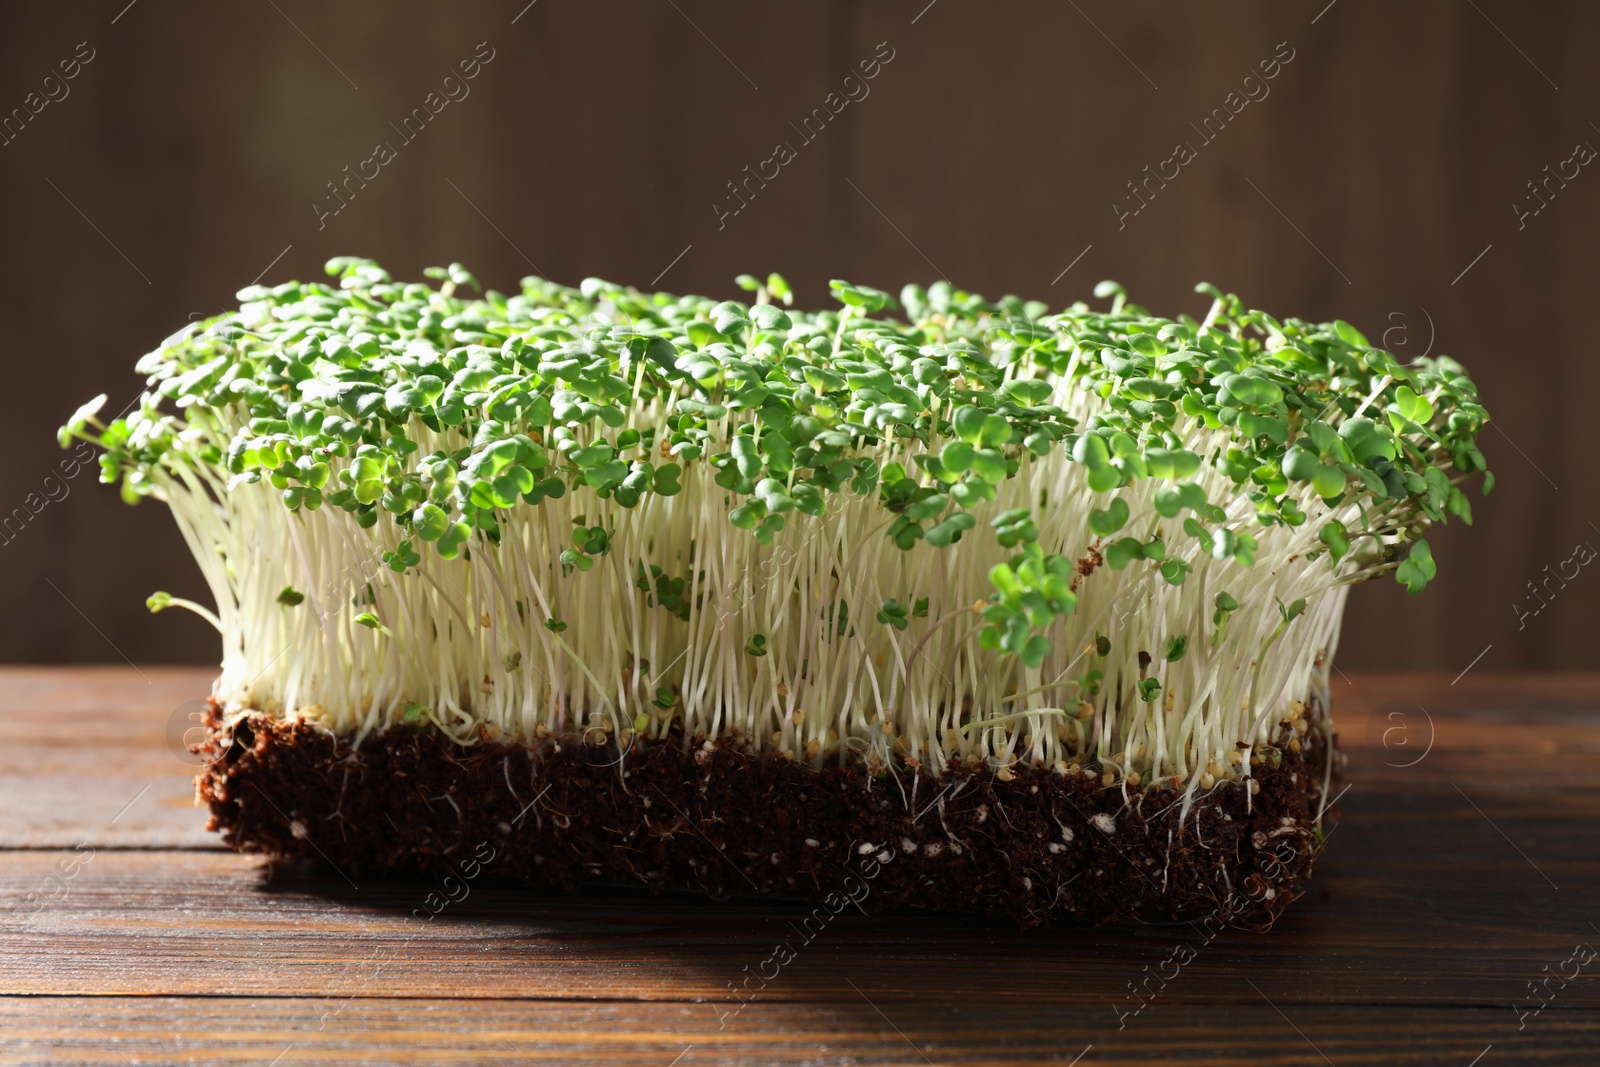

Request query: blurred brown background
[{"left": 1, "top": 0, "right": 1591, "bottom": 671}]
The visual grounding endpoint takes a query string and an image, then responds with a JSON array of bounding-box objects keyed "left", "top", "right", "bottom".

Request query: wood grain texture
[
  {"left": 1, "top": 668, "right": 1598, "bottom": 1064},
  {"left": 2, "top": 999, "right": 1597, "bottom": 1067},
  {"left": 0, "top": 666, "right": 217, "bottom": 848}
]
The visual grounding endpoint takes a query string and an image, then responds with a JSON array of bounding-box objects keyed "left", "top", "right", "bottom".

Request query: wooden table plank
[
  {"left": 4, "top": 811, "right": 1598, "bottom": 1005},
  {"left": 2, "top": 669, "right": 1598, "bottom": 1065},
  {"left": 1, "top": 998, "right": 1595, "bottom": 1066},
  {"left": 0, "top": 667, "right": 217, "bottom": 849}
]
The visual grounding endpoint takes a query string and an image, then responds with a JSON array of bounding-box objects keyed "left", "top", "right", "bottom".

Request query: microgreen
[{"left": 62, "top": 260, "right": 1490, "bottom": 796}]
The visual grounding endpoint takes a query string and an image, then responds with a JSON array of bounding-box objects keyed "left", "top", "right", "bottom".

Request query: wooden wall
[{"left": 2, "top": 0, "right": 1593, "bottom": 671}]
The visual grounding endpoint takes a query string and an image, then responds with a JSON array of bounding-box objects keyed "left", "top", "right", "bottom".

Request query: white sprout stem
[{"left": 153, "top": 375, "right": 1380, "bottom": 801}]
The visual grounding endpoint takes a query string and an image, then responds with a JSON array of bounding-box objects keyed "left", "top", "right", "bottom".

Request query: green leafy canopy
[{"left": 62, "top": 260, "right": 1491, "bottom": 660}]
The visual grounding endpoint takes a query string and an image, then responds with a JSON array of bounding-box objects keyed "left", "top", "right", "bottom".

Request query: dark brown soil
[{"left": 196, "top": 701, "right": 1340, "bottom": 929}]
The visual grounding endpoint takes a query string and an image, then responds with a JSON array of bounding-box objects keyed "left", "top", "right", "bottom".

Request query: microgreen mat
[{"left": 62, "top": 259, "right": 1489, "bottom": 800}]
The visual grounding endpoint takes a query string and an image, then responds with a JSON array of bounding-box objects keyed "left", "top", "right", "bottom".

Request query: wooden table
[{"left": 2, "top": 668, "right": 1596, "bottom": 1065}]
